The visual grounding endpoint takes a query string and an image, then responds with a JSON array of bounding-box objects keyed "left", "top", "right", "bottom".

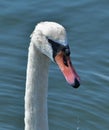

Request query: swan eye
[{"left": 62, "top": 47, "right": 70, "bottom": 56}]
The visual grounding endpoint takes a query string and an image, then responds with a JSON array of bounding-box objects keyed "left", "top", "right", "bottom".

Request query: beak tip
[{"left": 71, "top": 78, "right": 80, "bottom": 88}]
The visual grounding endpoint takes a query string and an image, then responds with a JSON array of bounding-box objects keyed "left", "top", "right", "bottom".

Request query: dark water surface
[{"left": 0, "top": 0, "right": 109, "bottom": 130}]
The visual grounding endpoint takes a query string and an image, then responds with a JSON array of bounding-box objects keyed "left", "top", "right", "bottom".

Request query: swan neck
[{"left": 25, "top": 42, "right": 50, "bottom": 130}]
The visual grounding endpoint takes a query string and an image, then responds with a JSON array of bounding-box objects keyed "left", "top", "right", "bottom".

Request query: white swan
[{"left": 25, "top": 21, "right": 80, "bottom": 130}]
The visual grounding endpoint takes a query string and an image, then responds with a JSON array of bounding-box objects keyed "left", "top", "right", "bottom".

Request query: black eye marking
[
  {"left": 47, "top": 38, "right": 70, "bottom": 58},
  {"left": 47, "top": 38, "right": 64, "bottom": 58},
  {"left": 47, "top": 38, "right": 62, "bottom": 53}
]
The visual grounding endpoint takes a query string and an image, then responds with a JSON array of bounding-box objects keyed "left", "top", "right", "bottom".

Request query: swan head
[{"left": 31, "top": 21, "right": 80, "bottom": 88}]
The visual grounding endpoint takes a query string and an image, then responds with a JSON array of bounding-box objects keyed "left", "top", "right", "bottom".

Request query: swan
[{"left": 25, "top": 21, "right": 80, "bottom": 130}]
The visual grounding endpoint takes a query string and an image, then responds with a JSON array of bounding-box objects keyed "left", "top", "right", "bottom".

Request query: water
[{"left": 0, "top": 0, "right": 109, "bottom": 130}]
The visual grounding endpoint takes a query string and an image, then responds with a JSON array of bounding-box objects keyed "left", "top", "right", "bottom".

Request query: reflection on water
[{"left": 0, "top": 0, "right": 109, "bottom": 130}]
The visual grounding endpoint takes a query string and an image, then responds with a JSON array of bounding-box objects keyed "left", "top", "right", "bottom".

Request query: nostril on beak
[{"left": 72, "top": 78, "right": 80, "bottom": 88}]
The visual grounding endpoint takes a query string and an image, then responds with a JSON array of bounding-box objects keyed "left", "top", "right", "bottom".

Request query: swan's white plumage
[
  {"left": 34, "top": 22, "right": 67, "bottom": 45},
  {"left": 25, "top": 22, "right": 67, "bottom": 130},
  {"left": 30, "top": 22, "right": 68, "bottom": 61}
]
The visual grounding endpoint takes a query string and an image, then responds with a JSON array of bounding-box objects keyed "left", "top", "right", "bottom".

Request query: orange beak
[{"left": 55, "top": 51, "right": 80, "bottom": 88}]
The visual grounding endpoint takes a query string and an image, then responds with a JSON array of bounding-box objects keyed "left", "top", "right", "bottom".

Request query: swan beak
[{"left": 55, "top": 51, "right": 80, "bottom": 88}]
